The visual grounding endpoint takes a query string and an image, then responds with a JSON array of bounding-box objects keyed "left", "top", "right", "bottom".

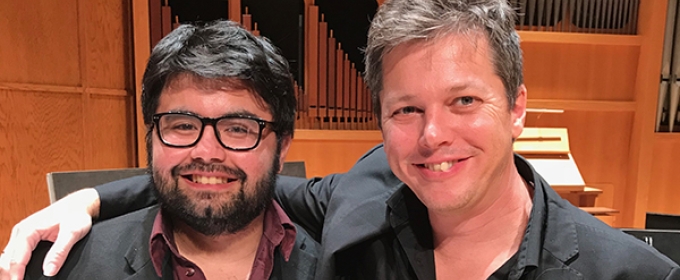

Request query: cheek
[
  {"left": 381, "top": 124, "right": 416, "bottom": 169},
  {"left": 152, "top": 141, "right": 189, "bottom": 171},
  {"left": 382, "top": 121, "right": 421, "bottom": 147},
  {"left": 239, "top": 143, "right": 279, "bottom": 179},
  {"left": 469, "top": 108, "right": 512, "bottom": 134},
  {"left": 233, "top": 153, "right": 262, "bottom": 174}
]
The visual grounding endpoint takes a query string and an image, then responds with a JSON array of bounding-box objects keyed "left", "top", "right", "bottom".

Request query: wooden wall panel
[
  {"left": 0, "top": 0, "right": 136, "bottom": 246},
  {"left": 525, "top": 111, "right": 634, "bottom": 227},
  {"left": 625, "top": 0, "right": 669, "bottom": 228},
  {"left": 523, "top": 43, "right": 639, "bottom": 101},
  {"left": 81, "top": 0, "right": 131, "bottom": 89},
  {"left": 86, "top": 94, "right": 136, "bottom": 169},
  {"left": 0, "top": 0, "right": 81, "bottom": 85},
  {"left": 0, "top": 90, "right": 85, "bottom": 245},
  {"left": 646, "top": 136, "right": 680, "bottom": 215},
  {"left": 286, "top": 130, "right": 383, "bottom": 177}
]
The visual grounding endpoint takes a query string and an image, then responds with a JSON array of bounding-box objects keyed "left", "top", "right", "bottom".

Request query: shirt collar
[
  {"left": 512, "top": 154, "right": 543, "bottom": 274},
  {"left": 263, "top": 200, "right": 297, "bottom": 261},
  {"left": 385, "top": 154, "right": 553, "bottom": 277},
  {"left": 148, "top": 200, "right": 297, "bottom": 278}
]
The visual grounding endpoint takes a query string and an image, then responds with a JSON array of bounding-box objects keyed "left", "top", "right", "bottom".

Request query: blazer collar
[{"left": 122, "top": 205, "right": 165, "bottom": 280}]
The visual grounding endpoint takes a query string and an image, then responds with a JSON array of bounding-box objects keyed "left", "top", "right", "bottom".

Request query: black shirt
[{"left": 336, "top": 156, "right": 544, "bottom": 280}]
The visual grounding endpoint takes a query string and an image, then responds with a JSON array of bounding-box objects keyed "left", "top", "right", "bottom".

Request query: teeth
[
  {"left": 192, "top": 175, "right": 228, "bottom": 184},
  {"left": 424, "top": 161, "right": 457, "bottom": 172}
]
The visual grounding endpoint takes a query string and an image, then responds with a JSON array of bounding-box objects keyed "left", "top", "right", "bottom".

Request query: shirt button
[{"left": 186, "top": 268, "right": 195, "bottom": 276}]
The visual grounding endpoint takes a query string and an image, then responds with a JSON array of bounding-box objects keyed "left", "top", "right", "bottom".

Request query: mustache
[{"left": 171, "top": 161, "right": 247, "bottom": 182}]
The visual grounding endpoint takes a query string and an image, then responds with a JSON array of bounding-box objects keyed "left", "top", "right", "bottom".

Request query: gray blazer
[{"left": 25, "top": 204, "right": 318, "bottom": 280}]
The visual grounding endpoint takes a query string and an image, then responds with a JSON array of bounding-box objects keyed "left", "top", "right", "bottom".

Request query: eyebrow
[
  {"left": 166, "top": 109, "right": 261, "bottom": 119},
  {"left": 381, "top": 94, "right": 414, "bottom": 111},
  {"left": 382, "top": 83, "right": 476, "bottom": 107},
  {"left": 220, "top": 110, "right": 259, "bottom": 119}
]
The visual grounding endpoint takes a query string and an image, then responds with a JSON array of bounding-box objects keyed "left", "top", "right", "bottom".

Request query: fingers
[
  {"left": 0, "top": 250, "right": 9, "bottom": 280},
  {"left": 7, "top": 259, "right": 26, "bottom": 280},
  {"left": 42, "top": 212, "right": 93, "bottom": 277},
  {"left": 0, "top": 189, "right": 99, "bottom": 280},
  {"left": 1, "top": 225, "right": 45, "bottom": 280}
]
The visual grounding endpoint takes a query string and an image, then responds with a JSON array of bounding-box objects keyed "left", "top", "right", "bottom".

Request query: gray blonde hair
[{"left": 364, "top": 0, "right": 523, "bottom": 122}]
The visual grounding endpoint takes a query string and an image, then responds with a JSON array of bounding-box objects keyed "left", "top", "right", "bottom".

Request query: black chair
[
  {"left": 646, "top": 212, "right": 680, "bottom": 230},
  {"left": 622, "top": 228, "right": 680, "bottom": 265},
  {"left": 46, "top": 168, "right": 148, "bottom": 203},
  {"left": 280, "top": 161, "right": 307, "bottom": 178}
]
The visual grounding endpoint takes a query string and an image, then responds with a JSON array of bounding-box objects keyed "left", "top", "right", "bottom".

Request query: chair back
[
  {"left": 280, "top": 161, "right": 306, "bottom": 178},
  {"left": 46, "top": 168, "right": 147, "bottom": 203}
]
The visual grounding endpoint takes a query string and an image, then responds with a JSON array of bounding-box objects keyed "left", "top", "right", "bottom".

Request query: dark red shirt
[{"left": 149, "top": 200, "right": 297, "bottom": 280}]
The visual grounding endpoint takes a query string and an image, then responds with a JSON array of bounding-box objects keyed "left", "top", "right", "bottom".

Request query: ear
[
  {"left": 511, "top": 84, "right": 527, "bottom": 140},
  {"left": 277, "top": 135, "right": 292, "bottom": 173}
]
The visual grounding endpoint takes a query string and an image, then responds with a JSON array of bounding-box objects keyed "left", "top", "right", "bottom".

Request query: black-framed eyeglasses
[{"left": 152, "top": 112, "right": 276, "bottom": 151}]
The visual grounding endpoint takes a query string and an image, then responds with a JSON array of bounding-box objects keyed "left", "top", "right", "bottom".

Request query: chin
[{"left": 415, "top": 182, "right": 477, "bottom": 210}]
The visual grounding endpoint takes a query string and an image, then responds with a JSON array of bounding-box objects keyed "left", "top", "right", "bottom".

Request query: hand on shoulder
[{"left": 0, "top": 188, "right": 100, "bottom": 279}]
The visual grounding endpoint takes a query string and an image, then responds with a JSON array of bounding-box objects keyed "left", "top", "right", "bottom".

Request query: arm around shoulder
[{"left": 95, "top": 174, "right": 157, "bottom": 220}]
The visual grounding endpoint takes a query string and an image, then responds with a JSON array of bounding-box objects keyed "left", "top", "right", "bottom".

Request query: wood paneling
[
  {"left": 647, "top": 137, "right": 680, "bottom": 214},
  {"left": 80, "top": 0, "right": 131, "bottom": 89},
  {"left": 0, "top": 0, "right": 136, "bottom": 246},
  {"left": 525, "top": 111, "right": 633, "bottom": 227},
  {"left": 133, "top": 0, "right": 151, "bottom": 167},
  {"left": 86, "top": 94, "right": 136, "bottom": 168},
  {"left": 286, "top": 130, "right": 383, "bottom": 177},
  {"left": 625, "top": 0, "right": 669, "bottom": 228},
  {"left": 523, "top": 43, "right": 639, "bottom": 101},
  {"left": 0, "top": 90, "right": 85, "bottom": 244},
  {"left": 0, "top": 0, "right": 81, "bottom": 85}
]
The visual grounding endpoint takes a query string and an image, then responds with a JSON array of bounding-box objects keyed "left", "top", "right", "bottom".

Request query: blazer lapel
[{"left": 123, "top": 206, "right": 164, "bottom": 280}]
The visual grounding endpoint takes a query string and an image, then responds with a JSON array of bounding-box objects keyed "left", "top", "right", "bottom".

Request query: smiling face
[
  {"left": 150, "top": 75, "right": 290, "bottom": 235},
  {"left": 380, "top": 33, "right": 527, "bottom": 214}
]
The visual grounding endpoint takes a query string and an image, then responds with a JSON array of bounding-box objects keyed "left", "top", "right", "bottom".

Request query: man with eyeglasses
[{"left": 19, "top": 20, "right": 318, "bottom": 280}]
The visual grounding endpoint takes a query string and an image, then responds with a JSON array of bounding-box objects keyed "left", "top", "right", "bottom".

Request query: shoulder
[
  {"left": 346, "top": 143, "right": 400, "bottom": 186},
  {"left": 25, "top": 206, "right": 159, "bottom": 279},
  {"left": 564, "top": 205, "right": 679, "bottom": 278}
]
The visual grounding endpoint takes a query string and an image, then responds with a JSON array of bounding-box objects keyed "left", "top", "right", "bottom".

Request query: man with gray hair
[{"left": 2, "top": 0, "right": 679, "bottom": 279}]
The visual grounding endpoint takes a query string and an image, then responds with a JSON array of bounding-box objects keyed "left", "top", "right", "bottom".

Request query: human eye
[
  {"left": 224, "top": 124, "right": 250, "bottom": 134},
  {"left": 171, "top": 122, "right": 199, "bottom": 131},
  {"left": 161, "top": 115, "right": 200, "bottom": 132},
  {"left": 219, "top": 119, "right": 258, "bottom": 139},
  {"left": 392, "top": 106, "right": 420, "bottom": 116},
  {"left": 455, "top": 96, "right": 477, "bottom": 106}
]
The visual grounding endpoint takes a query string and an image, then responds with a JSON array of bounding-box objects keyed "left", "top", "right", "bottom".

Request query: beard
[{"left": 150, "top": 154, "right": 280, "bottom": 236}]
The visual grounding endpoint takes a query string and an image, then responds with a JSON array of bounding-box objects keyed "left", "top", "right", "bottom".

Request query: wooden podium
[{"left": 514, "top": 128, "right": 619, "bottom": 219}]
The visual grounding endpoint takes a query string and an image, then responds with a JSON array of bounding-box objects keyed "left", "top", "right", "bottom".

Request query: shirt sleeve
[
  {"left": 274, "top": 174, "right": 341, "bottom": 242},
  {"left": 95, "top": 175, "right": 158, "bottom": 220},
  {"left": 273, "top": 143, "right": 388, "bottom": 242}
]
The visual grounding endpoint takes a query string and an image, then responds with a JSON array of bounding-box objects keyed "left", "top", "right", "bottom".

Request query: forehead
[
  {"left": 383, "top": 32, "right": 492, "bottom": 75},
  {"left": 380, "top": 33, "right": 499, "bottom": 99},
  {"left": 157, "top": 75, "right": 272, "bottom": 118}
]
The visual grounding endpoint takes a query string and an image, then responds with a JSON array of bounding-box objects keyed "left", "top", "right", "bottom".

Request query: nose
[
  {"left": 418, "top": 109, "right": 453, "bottom": 149},
  {"left": 190, "top": 125, "right": 227, "bottom": 163}
]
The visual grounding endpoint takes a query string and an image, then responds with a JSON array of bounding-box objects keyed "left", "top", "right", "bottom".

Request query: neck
[
  {"left": 430, "top": 164, "right": 532, "bottom": 279},
  {"left": 173, "top": 212, "right": 265, "bottom": 263},
  {"left": 429, "top": 164, "right": 532, "bottom": 250}
]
